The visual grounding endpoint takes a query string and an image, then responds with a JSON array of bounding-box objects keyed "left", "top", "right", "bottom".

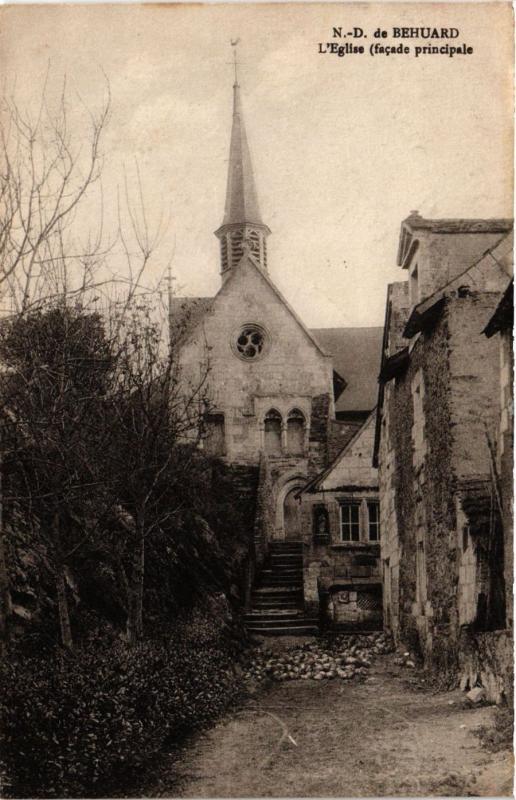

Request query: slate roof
[
  {"left": 401, "top": 215, "right": 513, "bottom": 235},
  {"left": 310, "top": 327, "right": 383, "bottom": 413},
  {"left": 218, "top": 83, "right": 264, "bottom": 229}
]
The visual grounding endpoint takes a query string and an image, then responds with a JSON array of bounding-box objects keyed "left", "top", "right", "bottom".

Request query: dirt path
[{"left": 155, "top": 654, "right": 513, "bottom": 797}]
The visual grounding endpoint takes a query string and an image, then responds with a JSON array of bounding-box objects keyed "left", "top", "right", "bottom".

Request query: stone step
[
  {"left": 270, "top": 540, "right": 302, "bottom": 547},
  {"left": 260, "top": 579, "right": 302, "bottom": 591},
  {"left": 247, "top": 614, "right": 318, "bottom": 627},
  {"left": 259, "top": 576, "right": 302, "bottom": 586},
  {"left": 252, "top": 592, "right": 301, "bottom": 601},
  {"left": 269, "top": 545, "right": 303, "bottom": 552},
  {"left": 252, "top": 600, "right": 301, "bottom": 610},
  {"left": 260, "top": 568, "right": 302, "bottom": 576},
  {"left": 245, "top": 610, "right": 305, "bottom": 621},
  {"left": 253, "top": 585, "right": 302, "bottom": 595},
  {"left": 268, "top": 554, "right": 302, "bottom": 561},
  {"left": 247, "top": 624, "right": 318, "bottom": 636}
]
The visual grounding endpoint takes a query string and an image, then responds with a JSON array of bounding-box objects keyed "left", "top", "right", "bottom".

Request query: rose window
[{"left": 236, "top": 325, "right": 266, "bottom": 360}]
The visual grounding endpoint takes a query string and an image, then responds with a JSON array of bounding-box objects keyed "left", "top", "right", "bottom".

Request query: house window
[
  {"left": 287, "top": 409, "right": 305, "bottom": 455},
  {"left": 204, "top": 413, "right": 225, "bottom": 456},
  {"left": 367, "top": 501, "right": 380, "bottom": 541},
  {"left": 264, "top": 409, "right": 282, "bottom": 456},
  {"left": 340, "top": 503, "right": 360, "bottom": 542}
]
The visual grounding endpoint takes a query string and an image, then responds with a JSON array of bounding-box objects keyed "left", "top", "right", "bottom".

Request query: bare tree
[
  {"left": 0, "top": 73, "right": 113, "bottom": 312},
  {"left": 0, "top": 72, "right": 174, "bottom": 651}
]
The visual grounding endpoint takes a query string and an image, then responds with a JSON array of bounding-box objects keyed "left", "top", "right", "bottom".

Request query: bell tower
[{"left": 215, "top": 46, "right": 270, "bottom": 282}]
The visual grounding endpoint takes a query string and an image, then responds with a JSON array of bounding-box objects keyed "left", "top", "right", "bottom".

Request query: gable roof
[
  {"left": 300, "top": 409, "right": 377, "bottom": 494},
  {"left": 403, "top": 229, "right": 514, "bottom": 338},
  {"left": 397, "top": 212, "right": 513, "bottom": 269},
  {"left": 310, "top": 327, "right": 383, "bottom": 413},
  {"left": 170, "top": 253, "right": 332, "bottom": 362},
  {"left": 169, "top": 260, "right": 383, "bottom": 414}
]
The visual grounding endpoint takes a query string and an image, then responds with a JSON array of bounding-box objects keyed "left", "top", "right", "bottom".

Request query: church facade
[{"left": 171, "top": 74, "right": 382, "bottom": 632}]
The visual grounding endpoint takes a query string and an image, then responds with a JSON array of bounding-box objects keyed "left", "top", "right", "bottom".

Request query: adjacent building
[{"left": 374, "top": 213, "right": 513, "bottom": 699}]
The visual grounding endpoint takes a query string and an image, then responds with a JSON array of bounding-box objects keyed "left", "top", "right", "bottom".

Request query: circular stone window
[{"left": 233, "top": 324, "right": 268, "bottom": 361}]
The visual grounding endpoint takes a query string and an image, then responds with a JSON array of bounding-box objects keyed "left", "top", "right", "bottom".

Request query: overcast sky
[{"left": 0, "top": 3, "right": 512, "bottom": 327}]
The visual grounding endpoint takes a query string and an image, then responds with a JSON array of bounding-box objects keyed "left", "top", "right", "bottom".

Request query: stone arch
[{"left": 274, "top": 470, "right": 308, "bottom": 540}]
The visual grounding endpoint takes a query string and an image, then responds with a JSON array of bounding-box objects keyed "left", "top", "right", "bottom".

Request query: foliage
[{"left": 0, "top": 613, "right": 241, "bottom": 798}]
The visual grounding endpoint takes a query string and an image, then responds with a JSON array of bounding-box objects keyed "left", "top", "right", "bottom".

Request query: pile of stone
[{"left": 242, "top": 631, "right": 393, "bottom": 683}]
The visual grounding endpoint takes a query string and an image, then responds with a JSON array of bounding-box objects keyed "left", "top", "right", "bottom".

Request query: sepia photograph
[{"left": 0, "top": 3, "right": 513, "bottom": 797}]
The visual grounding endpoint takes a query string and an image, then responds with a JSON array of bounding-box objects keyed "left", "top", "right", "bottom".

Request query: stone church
[{"left": 171, "top": 74, "right": 383, "bottom": 634}]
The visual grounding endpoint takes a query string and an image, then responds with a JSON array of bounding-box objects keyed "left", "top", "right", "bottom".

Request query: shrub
[{"left": 0, "top": 622, "right": 241, "bottom": 798}]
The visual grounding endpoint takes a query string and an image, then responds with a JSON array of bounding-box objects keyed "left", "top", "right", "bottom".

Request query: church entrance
[{"left": 283, "top": 488, "right": 302, "bottom": 540}]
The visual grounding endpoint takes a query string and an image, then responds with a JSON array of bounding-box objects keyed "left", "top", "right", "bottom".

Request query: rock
[{"left": 466, "top": 687, "right": 486, "bottom": 704}]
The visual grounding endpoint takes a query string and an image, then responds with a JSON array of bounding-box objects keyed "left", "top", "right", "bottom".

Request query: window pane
[
  {"left": 341, "top": 504, "right": 360, "bottom": 542},
  {"left": 367, "top": 501, "right": 380, "bottom": 541}
]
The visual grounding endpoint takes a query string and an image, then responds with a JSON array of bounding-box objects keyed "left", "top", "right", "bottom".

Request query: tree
[
  {"left": 0, "top": 74, "right": 171, "bottom": 651},
  {"left": 0, "top": 305, "right": 114, "bottom": 649},
  {"left": 106, "top": 301, "right": 210, "bottom": 644},
  {"left": 0, "top": 75, "right": 111, "bottom": 312}
]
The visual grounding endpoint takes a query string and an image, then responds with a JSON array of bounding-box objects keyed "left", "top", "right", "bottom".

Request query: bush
[{"left": 0, "top": 620, "right": 241, "bottom": 798}]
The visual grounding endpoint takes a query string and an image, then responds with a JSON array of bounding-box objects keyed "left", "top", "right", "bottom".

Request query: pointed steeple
[
  {"left": 215, "top": 47, "right": 270, "bottom": 282},
  {"left": 222, "top": 81, "right": 263, "bottom": 227}
]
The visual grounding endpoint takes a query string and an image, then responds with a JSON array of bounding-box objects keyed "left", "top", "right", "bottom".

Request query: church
[{"left": 171, "top": 70, "right": 383, "bottom": 634}]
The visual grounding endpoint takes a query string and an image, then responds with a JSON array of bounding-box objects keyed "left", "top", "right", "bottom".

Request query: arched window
[
  {"left": 264, "top": 409, "right": 282, "bottom": 456},
  {"left": 287, "top": 409, "right": 305, "bottom": 455}
]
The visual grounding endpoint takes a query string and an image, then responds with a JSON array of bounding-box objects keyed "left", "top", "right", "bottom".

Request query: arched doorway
[{"left": 283, "top": 487, "right": 302, "bottom": 540}]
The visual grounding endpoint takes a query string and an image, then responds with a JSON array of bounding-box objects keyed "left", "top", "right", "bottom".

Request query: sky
[{"left": 0, "top": 3, "right": 513, "bottom": 327}]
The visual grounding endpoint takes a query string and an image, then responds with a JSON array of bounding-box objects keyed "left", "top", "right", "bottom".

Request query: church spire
[{"left": 215, "top": 43, "right": 270, "bottom": 282}]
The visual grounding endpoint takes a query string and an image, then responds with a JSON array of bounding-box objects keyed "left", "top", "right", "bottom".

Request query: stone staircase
[{"left": 245, "top": 541, "right": 318, "bottom": 636}]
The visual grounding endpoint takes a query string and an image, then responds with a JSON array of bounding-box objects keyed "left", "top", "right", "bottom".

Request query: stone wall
[
  {"left": 299, "top": 494, "right": 382, "bottom": 627},
  {"left": 410, "top": 230, "right": 508, "bottom": 306},
  {"left": 499, "top": 328, "right": 513, "bottom": 628},
  {"left": 379, "top": 293, "right": 506, "bottom": 676},
  {"left": 178, "top": 257, "right": 334, "bottom": 466},
  {"left": 378, "top": 381, "right": 401, "bottom": 641},
  {"left": 459, "top": 628, "right": 513, "bottom": 705}
]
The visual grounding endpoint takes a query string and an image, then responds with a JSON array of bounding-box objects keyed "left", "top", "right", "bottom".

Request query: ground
[{"left": 152, "top": 640, "right": 513, "bottom": 798}]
